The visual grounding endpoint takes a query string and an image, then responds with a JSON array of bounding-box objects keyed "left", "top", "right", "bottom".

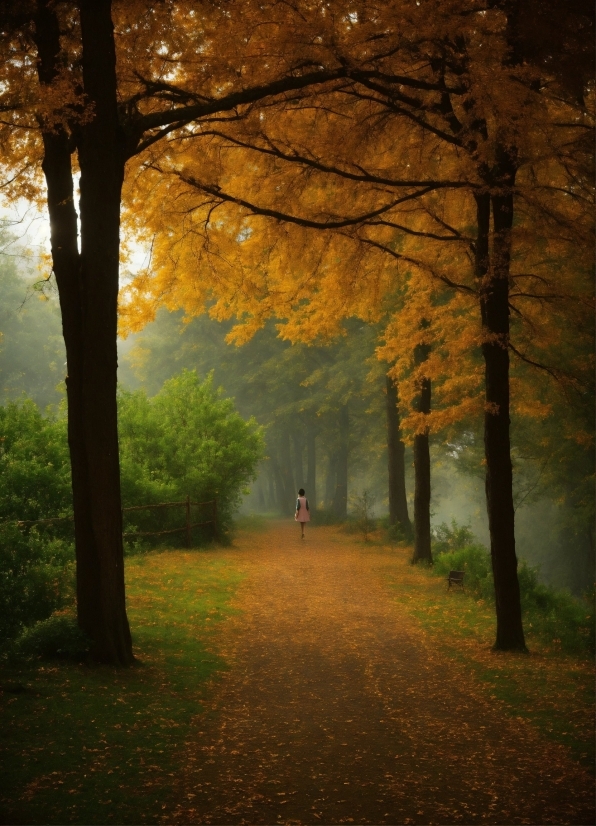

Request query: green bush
[
  {"left": 0, "top": 400, "right": 72, "bottom": 528},
  {"left": 16, "top": 614, "right": 90, "bottom": 660},
  {"left": 0, "top": 522, "right": 74, "bottom": 644},
  {"left": 433, "top": 542, "right": 495, "bottom": 601},
  {"left": 432, "top": 519, "right": 476, "bottom": 554},
  {"left": 118, "top": 370, "right": 265, "bottom": 542},
  {"left": 379, "top": 515, "right": 412, "bottom": 543},
  {"left": 519, "top": 566, "right": 595, "bottom": 655},
  {"left": 430, "top": 522, "right": 594, "bottom": 654}
]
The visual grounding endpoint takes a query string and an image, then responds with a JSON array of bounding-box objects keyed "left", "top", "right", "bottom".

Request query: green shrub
[
  {"left": 520, "top": 571, "right": 594, "bottom": 655},
  {"left": 118, "top": 371, "right": 264, "bottom": 541},
  {"left": 16, "top": 614, "right": 90, "bottom": 660},
  {"left": 430, "top": 523, "right": 594, "bottom": 654},
  {"left": 432, "top": 542, "right": 495, "bottom": 602},
  {"left": 379, "top": 515, "right": 412, "bottom": 543},
  {"left": 0, "top": 400, "right": 72, "bottom": 528},
  {"left": 432, "top": 519, "right": 476, "bottom": 554},
  {"left": 0, "top": 522, "right": 74, "bottom": 644}
]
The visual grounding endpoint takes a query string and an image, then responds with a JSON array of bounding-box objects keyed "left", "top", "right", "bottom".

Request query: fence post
[
  {"left": 185, "top": 495, "right": 191, "bottom": 548},
  {"left": 212, "top": 498, "right": 218, "bottom": 542}
]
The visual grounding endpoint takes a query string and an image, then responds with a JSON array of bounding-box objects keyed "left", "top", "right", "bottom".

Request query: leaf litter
[{"left": 164, "top": 521, "right": 594, "bottom": 825}]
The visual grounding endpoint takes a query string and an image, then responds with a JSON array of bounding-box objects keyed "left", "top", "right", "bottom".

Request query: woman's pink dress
[{"left": 295, "top": 496, "right": 310, "bottom": 522}]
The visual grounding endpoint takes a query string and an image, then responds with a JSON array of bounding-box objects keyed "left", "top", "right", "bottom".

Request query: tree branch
[
  {"left": 176, "top": 128, "right": 476, "bottom": 190},
  {"left": 164, "top": 168, "right": 455, "bottom": 230},
  {"left": 125, "top": 68, "right": 350, "bottom": 157}
]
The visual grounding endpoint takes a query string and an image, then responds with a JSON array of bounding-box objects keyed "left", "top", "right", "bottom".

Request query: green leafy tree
[
  {"left": 0, "top": 400, "right": 73, "bottom": 644},
  {"left": 121, "top": 312, "right": 391, "bottom": 520},
  {"left": 0, "top": 399, "right": 71, "bottom": 523},
  {"left": 118, "top": 371, "right": 264, "bottom": 532}
]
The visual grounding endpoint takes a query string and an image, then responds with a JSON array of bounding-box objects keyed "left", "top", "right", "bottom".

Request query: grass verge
[
  {"left": 0, "top": 549, "right": 243, "bottom": 825},
  {"left": 382, "top": 544, "right": 595, "bottom": 774}
]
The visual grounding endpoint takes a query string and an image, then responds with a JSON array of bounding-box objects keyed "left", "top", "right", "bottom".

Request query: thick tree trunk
[
  {"left": 76, "top": 0, "right": 132, "bottom": 664},
  {"left": 306, "top": 425, "right": 317, "bottom": 512},
  {"left": 476, "top": 187, "right": 526, "bottom": 651},
  {"left": 332, "top": 405, "right": 349, "bottom": 520},
  {"left": 411, "top": 334, "right": 432, "bottom": 564},
  {"left": 385, "top": 375, "right": 412, "bottom": 538},
  {"left": 412, "top": 388, "right": 432, "bottom": 563},
  {"left": 33, "top": 0, "right": 132, "bottom": 665}
]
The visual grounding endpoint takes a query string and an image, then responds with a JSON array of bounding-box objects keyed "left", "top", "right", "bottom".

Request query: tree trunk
[
  {"left": 412, "top": 390, "right": 432, "bottom": 563},
  {"left": 332, "top": 405, "right": 349, "bottom": 520},
  {"left": 385, "top": 375, "right": 412, "bottom": 538},
  {"left": 269, "top": 449, "right": 286, "bottom": 515},
  {"left": 33, "top": 0, "right": 133, "bottom": 665},
  {"left": 278, "top": 428, "right": 295, "bottom": 514},
  {"left": 477, "top": 172, "right": 526, "bottom": 651},
  {"left": 411, "top": 332, "right": 432, "bottom": 564},
  {"left": 306, "top": 424, "right": 317, "bottom": 512},
  {"left": 324, "top": 451, "right": 337, "bottom": 510},
  {"left": 291, "top": 431, "right": 304, "bottom": 489}
]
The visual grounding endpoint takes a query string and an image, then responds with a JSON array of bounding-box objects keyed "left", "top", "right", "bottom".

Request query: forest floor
[
  {"left": 164, "top": 520, "right": 594, "bottom": 825},
  {"left": 1, "top": 519, "right": 594, "bottom": 825}
]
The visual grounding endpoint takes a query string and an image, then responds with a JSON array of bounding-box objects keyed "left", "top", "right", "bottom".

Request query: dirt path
[{"left": 166, "top": 521, "right": 594, "bottom": 825}]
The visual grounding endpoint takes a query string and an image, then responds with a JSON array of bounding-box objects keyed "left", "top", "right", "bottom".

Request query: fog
[{"left": 1, "top": 249, "right": 593, "bottom": 594}]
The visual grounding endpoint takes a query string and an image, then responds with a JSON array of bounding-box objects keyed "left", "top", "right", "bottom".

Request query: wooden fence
[{"left": 15, "top": 496, "right": 218, "bottom": 547}]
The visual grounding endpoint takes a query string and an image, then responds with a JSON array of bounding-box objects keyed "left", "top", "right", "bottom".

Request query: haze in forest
[
  {"left": 0, "top": 0, "right": 593, "bottom": 669},
  {"left": 0, "top": 242, "right": 592, "bottom": 595}
]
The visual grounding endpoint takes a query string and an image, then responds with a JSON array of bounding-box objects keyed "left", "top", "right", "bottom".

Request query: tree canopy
[{"left": 0, "top": 0, "right": 592, "bottom": 657}]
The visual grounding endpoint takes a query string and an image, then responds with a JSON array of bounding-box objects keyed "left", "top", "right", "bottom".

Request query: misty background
[{"left": 1, "top": 239, "right": 592, "bottom": 595}]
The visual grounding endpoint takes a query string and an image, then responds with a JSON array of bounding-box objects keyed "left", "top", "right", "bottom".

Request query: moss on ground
[
  {"left": 382, "top": 545, "right": 595, "bottom": 773},
  {"left": 0, "top": 549, "right": 243, "bottom": 825}
]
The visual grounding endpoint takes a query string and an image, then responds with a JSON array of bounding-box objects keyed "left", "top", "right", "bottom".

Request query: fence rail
[{"left": 15, "top": 496, "right": 218, "bottom": 547}]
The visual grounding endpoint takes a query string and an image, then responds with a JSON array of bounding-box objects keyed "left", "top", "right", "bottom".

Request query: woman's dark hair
[{"left": 298, "top": 488, "right": 305, "bottom": 496}]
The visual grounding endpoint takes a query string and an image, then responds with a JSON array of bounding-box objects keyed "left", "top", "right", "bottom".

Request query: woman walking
[{"left": 294, "top": 488, "right": 310, "bottom": 538}]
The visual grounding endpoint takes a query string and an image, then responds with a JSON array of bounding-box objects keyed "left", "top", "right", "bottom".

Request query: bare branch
[{"left": 175, "top": 127, "right": 476, "bottom": 190}]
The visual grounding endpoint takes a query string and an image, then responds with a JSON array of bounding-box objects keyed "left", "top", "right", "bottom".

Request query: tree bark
[
  {"left": 385, "top": 375, "right": 412, "bottom": 538},
  {"left": 411, "top": 333, "right": 432, "bottom": 564},
  {"left": 33, "top": 0, "right": 133, "bottom": 665},
  {"left": 332, "top": 404, "right": 349, "bottom": 520},
  {"left": 412, "top": 393, "right": 432, "bottom": 563},
  {"left": 76, "top": 0, "right": 132, "bottom": 664},
  {"left": 476, "top": 172, "right": 526, "bottom": 651}
]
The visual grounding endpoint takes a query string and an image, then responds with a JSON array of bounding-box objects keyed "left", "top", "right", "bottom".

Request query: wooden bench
[{"left": 447, "top": 570, "right": 465, "bottom": 589}]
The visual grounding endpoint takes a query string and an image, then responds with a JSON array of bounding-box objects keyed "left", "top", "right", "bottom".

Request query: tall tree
[
  {"left": 412, "top": 329, "right": 432, "bottom": 564},
  {"left": 385, "top": 376, "right": 411, "bottom": 538},
  {"left": 1, "top": 0, "right": 349, "bottom": 662},
  {"left": 119, "top": 1, "right": 592, "bottom": 650}
]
